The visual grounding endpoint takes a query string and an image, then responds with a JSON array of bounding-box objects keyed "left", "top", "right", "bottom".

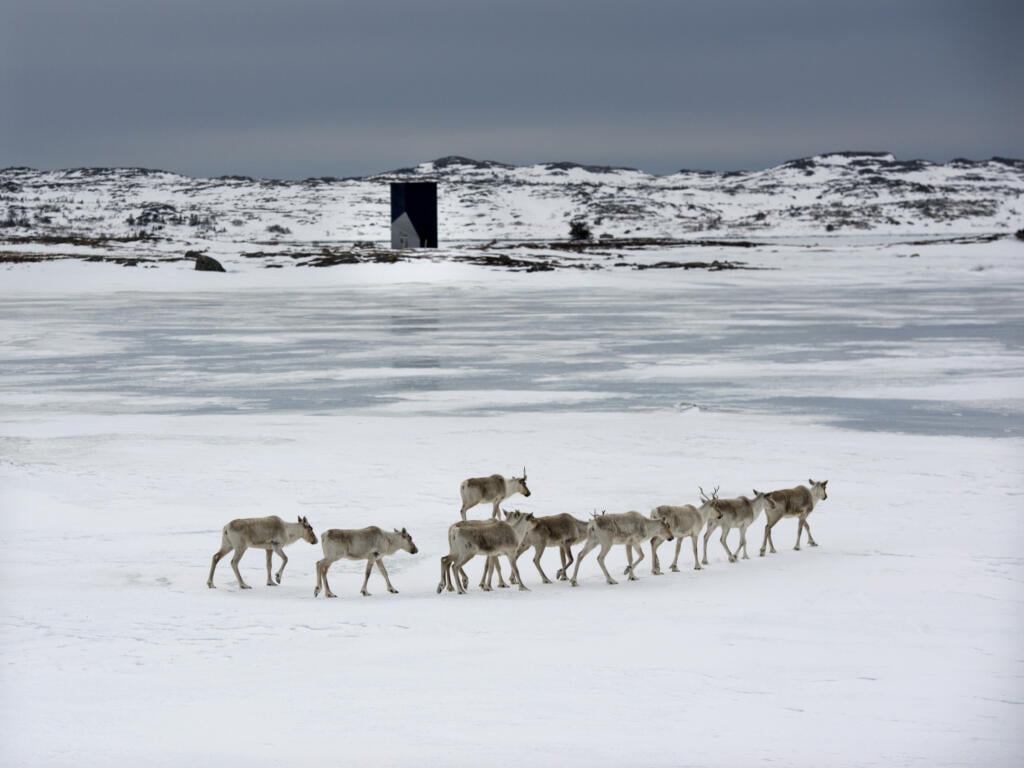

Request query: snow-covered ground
[{"left": 1, "top": 238, "right": 1022, "bottom": 766}]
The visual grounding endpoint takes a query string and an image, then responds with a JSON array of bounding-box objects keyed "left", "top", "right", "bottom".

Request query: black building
[{"left": 390, "top": 182, "right": 438, "bottom": 248}]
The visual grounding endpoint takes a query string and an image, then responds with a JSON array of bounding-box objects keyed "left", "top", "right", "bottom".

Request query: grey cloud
[{"left": 3, "top": 0, "right": 1021, "bottom": 178}]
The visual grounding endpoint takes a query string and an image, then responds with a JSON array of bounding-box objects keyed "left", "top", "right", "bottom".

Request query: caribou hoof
[
  {"left": 570, "top": 580, "right": 579, "bottom": 587},
  {"left": 326, "top": 592, "right": 337, "bottom": 598},
  {"left": 275, "top": 574, "right": 282, "bottom": 584},
  {"left": 694, "top": 564, "right": 702, "bottom": 570},
  {"left": 240, "top": 584, "right": 252, "bottom": 590},
  {"left": 389, "top": 588, "right": 399, "bottom": 594},
  {"left": 607, "top": 579, "right": 619, "bottom": 585},
  {"left": 207, "top": 582, "right": 215, "bottom": 589},
  {"left": 267, "top": 581, "right": 278, "bottom": 586},
  {"left": 794, "top": 546, "right": 801, "bottom": 551},
  {"left": 810, "top": 542, "right": 819, "bottom": 547},
  {"left": 313, "top": 587, "right": 320, "bottom": 597},
  {"left": 361, "top": 590, "right": 371, "bottom": 597},
  {"left": 518, "top": 585, "right": 530, "bottom": 592},
  {"left": 670, "top": 566, "right": 680, "bottom": 573}
]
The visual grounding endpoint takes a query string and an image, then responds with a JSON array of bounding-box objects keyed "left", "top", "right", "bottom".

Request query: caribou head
[
  {"left": 297, "top": 516, "right": 318, "bottom": 545},
  {"left": 394, "top": 527, "right": 418, "bottom": 554}
]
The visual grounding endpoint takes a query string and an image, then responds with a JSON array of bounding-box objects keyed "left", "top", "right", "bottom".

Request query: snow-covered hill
[{"left": 2, "top": 153, "right": 1022, "bottom": 255}]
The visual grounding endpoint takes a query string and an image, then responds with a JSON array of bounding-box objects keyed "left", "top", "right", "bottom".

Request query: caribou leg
[
  {"left": 207, "top": 540, "right": 232, "bottom": 588},
  {"left": 803, "top": 515, "right": 818, "bottom": 547},
  {"left": 480, "top": 556, "right": 503, "bottom": 590},
  {"left": 230, "top": 545, "right": 251, "bottom": 589},
  {"left": 317, "top": 559, "right": 338, "bottom": 598},
  {"left": 437, "top": 555, "right": 452, "bottom": 593},
  {"left": 532, "top": 543, "right": 553, "bottom": 584},
  {"left": 375, "top": 558, "right": 399, "bottom": 593},
  {"left": 452, "top": 554, "right": 473, "bottom": 594},
  {"left": 650, "top": 537, "right": 664, "bottom": 575},
  {"left": 737, "top": 525, "right": 750, "bottom": 560},
  {"left": 360, "top": 558, "right": 375, "bottom": 596},
  {"left": 265, "top": 549, "right": 275, "bottom": 586},
  {"left": 595, "top": 542, "right": 618, "bottom": 585},
  {"left": 760, "top": 518, "right": 780, "bottom": 556},
  {"left": 702, "top": 522, "right": 717, "bottom": 566},
  {"left": 556, "top": 544, "right": 572, "bottom": 581},
  {"left": 508, "top": 553, "right": 529, "bottom": 592},
  {"left": 669, "top": 536, "right": 684, "bottom": 572},
  {"left": 570, "top": 538, "right": 598, "bottom": 586},
  {"left": 690, "top": 533, "right": 701, "bottom": 570},
  {"left": 272, "top": 544, "right": 288, "bottom": 584},
  {"left": 720, "top": 526, "right": 737, "bottom": 562}
]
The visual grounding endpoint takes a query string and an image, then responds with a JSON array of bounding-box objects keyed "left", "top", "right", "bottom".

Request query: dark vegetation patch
[
  {"left": 545, "top": 236, "right": 761, "bottom": 251},
  {"left": 624, "top": 259, "right": 756, "bottom": 271},
  {"left": 0, "top": 233, "right": 158, "bottom": 246},
  {"left": 0, "top": 250, "right": 175, "bottom": 267}
]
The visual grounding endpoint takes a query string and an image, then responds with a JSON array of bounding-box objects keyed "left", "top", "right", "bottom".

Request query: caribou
[
  {"left": 512, "top": 512, "right": 590, "bottom": 584},
  {"left": 760, "top": 479, "right": 829, "bottom": 555},
  {"left": 313, "top": 526, "right": 419, "bottom": 598},
  {"left": 458, "top": 468, "right": 531, "bottom": 520},
  {"left": 648, "top": 496, "right": 722, "bottom": 573},
  {"left": 570, "top": 511, "right": 673, "bottom": 586},
  {"left": 701, "top": 487, "right": 770, "bottom": 565},
  {"left": 437, "top": 509, "right": 537, "bottom": 594},
  {"left": 207, "top": 515, "right": 318, "bottom": 589}
]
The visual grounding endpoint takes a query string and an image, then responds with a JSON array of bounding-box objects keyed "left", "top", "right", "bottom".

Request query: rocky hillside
[{"left": 1, "top": 152, "right": 1021, "bottom": 256}]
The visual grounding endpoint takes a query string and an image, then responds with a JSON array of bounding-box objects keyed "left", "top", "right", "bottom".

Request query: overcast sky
[{"left": 3, "top": 0, "right": 1021, "bottom": 179}]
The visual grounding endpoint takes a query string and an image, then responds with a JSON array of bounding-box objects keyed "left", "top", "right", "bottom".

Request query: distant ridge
[{"left": 2, "top": 152, "right": 1021, "bottom": 247}]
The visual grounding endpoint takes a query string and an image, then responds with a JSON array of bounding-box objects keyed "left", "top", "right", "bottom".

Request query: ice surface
[{"left": 1, "top": 239, "right": 1022, "bottom": 766}]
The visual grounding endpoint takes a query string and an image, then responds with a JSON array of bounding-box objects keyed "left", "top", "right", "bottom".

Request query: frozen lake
[{"left": 3, "top": 247, "right": 1022, "bottom": 437}]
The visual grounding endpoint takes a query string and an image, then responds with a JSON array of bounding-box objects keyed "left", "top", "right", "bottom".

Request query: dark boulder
[{"left": 188, "top": 251, "right": 226, "bottom": 272}]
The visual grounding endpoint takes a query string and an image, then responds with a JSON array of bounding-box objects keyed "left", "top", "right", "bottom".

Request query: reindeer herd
[{"left": 207, "top": 468, "right": 830, "bottom": 597}]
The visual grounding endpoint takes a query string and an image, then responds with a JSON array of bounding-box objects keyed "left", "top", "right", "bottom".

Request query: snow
[
  {"left": 3, "top": 152, "right": 1022, "bottom": 252},
  {"left": 1, "top": 238, "right": 1022, "bottom": 766}
]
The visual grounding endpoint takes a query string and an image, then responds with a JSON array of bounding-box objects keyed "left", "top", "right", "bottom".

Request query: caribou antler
[{"left": 699, "top": 485, "right": 720, "bottom": 502}]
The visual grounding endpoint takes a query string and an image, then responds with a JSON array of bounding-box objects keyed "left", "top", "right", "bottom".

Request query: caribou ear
[
  {"left": 522, "top": 466, "right": 527, "bottom": 479},
  {"left": 822, "top": 480, "right": 828, "bottom": 487},
  {"left": 401, "top": 527, "right": 408, "bottom": 534},
  {"left": 809, "top": 478, "right": 815, "bottom": 485}
]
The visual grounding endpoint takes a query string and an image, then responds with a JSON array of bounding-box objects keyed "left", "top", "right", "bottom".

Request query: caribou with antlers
[
  {"left": 648, "top": 493, "right": 723, "bottom": 573},
  {"left": 458, "top": 468, "right": 531, "bottom": 520},
  {"left": 701, "top": 486, "right": 770, "bottom": 565}
]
